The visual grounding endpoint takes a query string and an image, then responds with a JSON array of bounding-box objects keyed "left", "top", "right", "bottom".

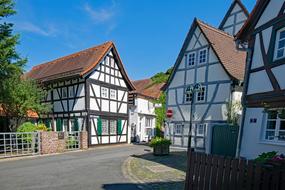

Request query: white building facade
[
  {"left": 27, "top": 42, "right": 135, "bottom": 146},
  {"left": 236, "top": 0, "right": 285, "bottom": 159},
  {"left": 129, "top": 96, "right": 156, "bottom": 142},
  {"left": 164, "top": 1, "right": 248, "bottom": 153},
  {"left": 129, "top": 79, "right": 164, "bottom": 142}
]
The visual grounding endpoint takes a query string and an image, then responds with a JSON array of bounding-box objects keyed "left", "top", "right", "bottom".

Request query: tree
[
  {"left": 1, "top": 76, "right": 51, "bottom": 131},
  {"left": 0, "top": 0, "right": 51, "bottom": 130},
  {"left": 154, "top": 92, "right": 166, "bottom": 137},
  {"left": 0, "top": 0, "right": 26, "bottom": 81}
]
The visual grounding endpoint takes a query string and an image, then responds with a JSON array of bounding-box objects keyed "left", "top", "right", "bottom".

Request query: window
[
  {"left": 69, "top": 86, "right": 74, "bottom": 98},
  {"left": 110, "top": 89, "right": 116, "bottom": 100},
  {"left": 101, "top": 87, "right": 109, "bottom": 98},
  {"left": 275, "top": 28, "right": 285, "bottom": 60},
  {"left": 63, "top": 119, "right": 68, "bottom": 132},
  {"left": 101, "top": 119, "right": 109, "bottom": 135},
  {"left": 196, "top": 124, "right": 206, "bottom": 136},
  {"left": 185, "top": 92, "right": 193, "bottom": 103},
  {"left": 174, "top": 124, "right": 183, "bottom": 135},
  {"left": 264, "top": 110, "right": 285, "bottom": 142},
  {"left": 188, "top": 52, "right": 196, "bottom": 66},
  {"left": 199, "top": 48, "right": 207, "bottom": 64},
  {"left": 196, "top": 86, "right": 206, "bottom": 102},
  {"left": 62, "top": 87, "right": 67, "bottom": 98},
  {"left": 110, "top": 120, "right": 117, "bottom": 135},
  {"left": 145, "top": 118, "right": 152, "bottom": 127}
]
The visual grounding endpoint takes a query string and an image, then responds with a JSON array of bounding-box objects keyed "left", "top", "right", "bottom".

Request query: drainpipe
[{"left": 235, "top": 39, "right": 253, "bottom": 158}]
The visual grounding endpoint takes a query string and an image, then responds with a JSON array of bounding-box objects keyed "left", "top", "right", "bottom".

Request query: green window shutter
[
  {"left": 56, "top": 119, "right": 62, "bottom": 131},
  {"left": 97, "top": 118, "right": 102, "bottom": 136},
  {"left": 117, "top": 119, "right": 122, "bottom": 135},
  {"left": 74, "top": 118, "right": 79, "bottom": 131}
]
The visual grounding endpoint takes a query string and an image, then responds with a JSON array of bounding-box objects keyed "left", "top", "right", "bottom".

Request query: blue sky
[{"left": 11, "top": 0, "right": 255, "bottom": 80}]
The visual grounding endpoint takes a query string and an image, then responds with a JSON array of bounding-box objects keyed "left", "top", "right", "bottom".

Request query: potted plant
[{"left": 149, "top": 137, "right": 171, "bottom": 156}]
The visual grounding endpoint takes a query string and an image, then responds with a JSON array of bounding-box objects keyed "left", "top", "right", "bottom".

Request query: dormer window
[{"left": 274, "top": 28, "right": 285, "bottom": 60}]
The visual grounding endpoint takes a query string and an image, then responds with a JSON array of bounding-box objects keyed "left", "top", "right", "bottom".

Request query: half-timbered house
[
  {"left": 26, "top": 41, "right": 135, "bottom": 146},
  {"left": 164, "top": 1, "right": 248, "bottom": 153},
  {"left": 236, "top": 0, "right": 285, "bottom": 159},
  {"left": 129, "top": 79, "right": 165, "bottom": 142}
]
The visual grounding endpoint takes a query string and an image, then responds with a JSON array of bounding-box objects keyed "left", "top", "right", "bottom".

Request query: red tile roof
[
  {"left": 0, "top": 105, "right": 39, "bottom": 118},
  {"left": 26, "top": 41, "right": 135, "bottom": 90},
  {"left": 131, "top": 79, "right": 165, "bottom": 99},
  {"left": 197, "top": 19, "right": 247, "bottom": 81}
]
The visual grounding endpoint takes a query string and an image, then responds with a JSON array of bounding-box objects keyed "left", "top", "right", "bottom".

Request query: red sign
[{"left": 166, "top": 109, "right": 173, "bottom": 118}]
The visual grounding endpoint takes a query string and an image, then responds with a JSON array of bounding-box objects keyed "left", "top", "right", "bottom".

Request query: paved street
[{"left": 0, "top": 144, "right": 150, "bottom": 190}]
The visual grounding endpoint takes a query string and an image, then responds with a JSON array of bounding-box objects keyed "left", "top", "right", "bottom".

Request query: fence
[
  {"left": 66, "top": 131, "right": 80, "bottom": 151},
  {"left": 185, "top": 152, "right": 285, "bottom": 190},
  {"left": 0, "top": 132, "right": 40, "bottom": 158}
]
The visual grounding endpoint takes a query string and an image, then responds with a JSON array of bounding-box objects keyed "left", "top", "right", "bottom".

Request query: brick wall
[{"left": 40, "top": 131, "right": 88, "bottom": 155}]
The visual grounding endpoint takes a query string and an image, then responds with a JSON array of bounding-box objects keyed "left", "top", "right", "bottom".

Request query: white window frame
[
  {"left": 198, "top": 48, "right": 208, "bottom": 64},
  {"left": 274, "top": 27, "right": 285, "bottom": 60},
  {"left": 110, "top": 89, "right": 116, "bottom": 100},
  {"left": 196, "top": 124, "right": 206, "bottom": 136},
  {"left": 188, "top": 52, "right": 196, "bottom": 66},
  {"left": 264, "top": 110, "right": 285, "bottom": 143},
  {"left": 196, "top": 86, "right": 206, "bottom": 102},
  {"left": 174, "top": 124, "right": 183, "bottom": 135},
  {"left": 145, "top": 118, "right": 152, "bottom": 128},
  {"left": 62, "top": 87, "right": 68, "bottom": 98},
  {"left": 185, "top": 92, "right": 193, "bottom": 103},
  {"left": 101, "top": 87, "right": 109, "bottom": 98},
  {"left": 109, "top": 120, "right": 117, "bottom": 135},
  {"left": 101, "top": 119, "right": 109, "bottom": 135}
]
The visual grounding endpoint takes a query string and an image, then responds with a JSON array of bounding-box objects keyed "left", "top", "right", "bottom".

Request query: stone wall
[{"left": 40, "top": 131, "right": 88, "bottom": 155}]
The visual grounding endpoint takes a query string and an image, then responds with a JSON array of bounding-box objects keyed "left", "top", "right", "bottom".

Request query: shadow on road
[
  {"left": 131, "top": 150, "right": 188, "bottom": 172},
  {"left": 102, "top": 181, "right": 185, "bottom": 190}
]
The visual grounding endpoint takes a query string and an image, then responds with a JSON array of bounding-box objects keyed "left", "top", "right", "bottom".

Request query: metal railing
[
  {"left": 0, "top": 132, "right": 40, "bottom": 158},
  {"left": 65, "top": 131, "right": 80, "bottom": 151}
]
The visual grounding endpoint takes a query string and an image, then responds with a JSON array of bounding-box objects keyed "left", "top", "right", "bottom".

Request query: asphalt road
[{"left": 0, "top": 144, "right": 150, "bottom": 190}]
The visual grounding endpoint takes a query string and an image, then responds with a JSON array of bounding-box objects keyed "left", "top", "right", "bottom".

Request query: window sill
[{"left": 259, "top": 140, "right": 285, "bottom": 146}]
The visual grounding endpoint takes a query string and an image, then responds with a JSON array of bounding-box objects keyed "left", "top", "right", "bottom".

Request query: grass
[{"left": 129, "top": 151, "right": 187, "bottom": 190}]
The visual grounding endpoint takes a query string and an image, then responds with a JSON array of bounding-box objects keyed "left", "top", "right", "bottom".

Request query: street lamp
[
  {"left": 185, "top": 83, "right": 202, "bottom": 153},
  {"left": 184, "top": 83, "right": 202, "bottom": 190}
]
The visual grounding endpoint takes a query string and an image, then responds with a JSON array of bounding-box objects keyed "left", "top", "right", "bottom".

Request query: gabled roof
[
  {"left": 236, "top": 0, "right": 270, "bottom": 42},
  {"left": 165, "top": 18, "right": 246, "bottom": 90},
  {"left": 219, "top": 0, "right": 249, "bottom": 30},
  {"left": 26, "top": 41, "right": 135, "bottom": 90},
  {"left": 197, "top": 19, "right": 247, "bottom": 81},
  {"left": 131, "top": 79, "right": 165, "bottom": 100}
]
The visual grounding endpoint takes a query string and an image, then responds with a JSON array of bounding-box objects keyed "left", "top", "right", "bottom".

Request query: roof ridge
[
  {"left": 197, "top": 19, "right": 234, "bottom": 39},
  {"left": 32, "top": 41, "right": 113, "bottom": 70}
]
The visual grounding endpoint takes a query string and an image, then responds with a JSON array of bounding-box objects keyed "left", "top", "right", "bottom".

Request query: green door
[{"left": 211, "top": 125, "right": 239, "bottom": 157}]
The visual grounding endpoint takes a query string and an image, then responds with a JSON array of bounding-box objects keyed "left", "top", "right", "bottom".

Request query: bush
[
  {"left": 17, "top": 122, "right": 37, "bottom": 132},
  {"left": 255, "top": 151, "right": 278, "bottom": 163},
  {"left": 36, "top": 123, "right": 48, "bottom": 131},
  {"left": 149, "top": 137, "right": 171, "bottom": 147}
]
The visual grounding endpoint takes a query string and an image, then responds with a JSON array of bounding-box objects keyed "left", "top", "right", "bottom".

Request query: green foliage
[
  {"left": 36, "top": 123, "right": 48, "bottom": 131},
  {"left": 17, "top": 122, "right": 36, "bottom": 132},
  {"left": 149, "top": 137, "right": 171, "bottom": 147},
  {"left": 150, "top": 67, "right": 173, "bottom": 85},
  {"left": 0, "top": 0, "right": 51, "bottom": 130},
  {"left": 1, "top": 76, "right": 51, "bottom": 130},
  {"left": 0, "top": 0, "right": 26, "bottom": 81},
  {"left": 226, "top": 101, "right": 242, "bottom": 125},
  {"left": 255, "top": 151, "right": 278, "bottom": 163},
  {"left": 154, "top": 93, "right": 166, "bottom": 137},
  {"left": 66, "top": 136, "right": 78, "bottom": 148}
]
